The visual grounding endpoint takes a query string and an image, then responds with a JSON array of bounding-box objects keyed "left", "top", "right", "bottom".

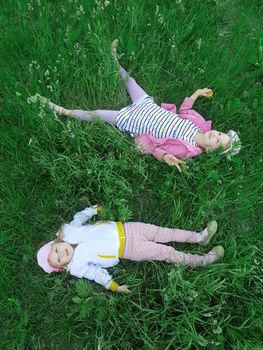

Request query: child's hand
[
  {"left": 197, "top": 88, "right": 213, "bottom": 98},
  {"left": 97, "top": 205, "right": 103, "bottom": 213},
  {"left": 116, "top": 285, "right": 131, "bottom": 293},
  {"left": 163, "top": 154, "right": 185, "bottom": 173}
]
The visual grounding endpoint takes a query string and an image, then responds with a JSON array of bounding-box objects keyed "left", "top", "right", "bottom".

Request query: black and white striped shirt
[{"left": 116, "top": 95, "right": 198, "bottom": 145}]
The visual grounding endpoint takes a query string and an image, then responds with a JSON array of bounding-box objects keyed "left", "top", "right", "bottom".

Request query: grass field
[{"left": 1, "top": 0, "right": 263, "bottom": 349}]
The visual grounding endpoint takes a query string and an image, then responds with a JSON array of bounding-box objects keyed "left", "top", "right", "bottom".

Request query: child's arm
[
  {"left": 116, "top": 285, "right": 131, "bottom": 293},
  {"left": 190, "top": 88, "right": 212, "bottom": 102},
  {"left": 179, "top": 88, "right": 212, "bottom": 113},
  {"left": 83, "top": 263, "right": 130, "bottom": 293},
  {"left": 135, "top": 136, "right": 185, "bottom": 172},
  {"left": 69, "top": 205, "right": 102, "bottom": 227}
]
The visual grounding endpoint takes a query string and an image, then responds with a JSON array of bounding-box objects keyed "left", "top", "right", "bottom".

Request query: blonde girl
[{"left": 33, "top": 40, "right": 240, "bottom": 172}]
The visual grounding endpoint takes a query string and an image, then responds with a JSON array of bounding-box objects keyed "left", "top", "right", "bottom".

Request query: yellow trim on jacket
[
  {"left": 116, "top": 221, "right": 125, "bottom": 258},
  {"left": 97, "top": 221, "right": 126, "bottom": 259},
  {"left": 109, "top": 281, "right": 118, "bottom": 292}
]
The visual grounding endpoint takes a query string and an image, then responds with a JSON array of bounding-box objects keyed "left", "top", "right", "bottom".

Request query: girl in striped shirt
[{"left": 33, "top": 41, "right": 240, "bottom": 172}]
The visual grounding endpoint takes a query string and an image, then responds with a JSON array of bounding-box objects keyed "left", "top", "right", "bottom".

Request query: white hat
[{"left": 221, "top": 130, "right": 241, "bottom": 156}]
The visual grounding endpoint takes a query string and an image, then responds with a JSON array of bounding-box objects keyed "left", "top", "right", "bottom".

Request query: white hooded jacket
[{"left": 63, "top": 206, "right": 124, "bottom": 291}]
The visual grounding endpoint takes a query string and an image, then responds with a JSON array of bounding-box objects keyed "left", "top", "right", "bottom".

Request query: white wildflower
[
  {"left": 38, "top": 109, "right": 45, "bottom": 119},
  {"left": 196, "top": 38, "right": 202, "bottom": 50},
  {"left": 219, "top": 29, "right": 230, "bottom": 37},
  {"left": 76, "top": 5, "right": 85, "bottom": 16},
  {"left": 212, "top": 325, "right": 222, "bottom": 334},
  {"left": 158, "top": 15, "right": 164, "bottom": 25},
  {"left": 190, "top": 290, "right": 199, "bottom": 299},
  {"left": 27, "top": 95, "right": 38, "bottom": 104},
  {"left": 27, "top": 3, "right": 34, "bottom": 11},
  {"left": 197, "top": 335, "right": 208, "bottom": 347}
]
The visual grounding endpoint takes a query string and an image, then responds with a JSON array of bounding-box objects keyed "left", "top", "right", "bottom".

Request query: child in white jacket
[{"left": 37, "top": 206, "right": 224, "bottom": 293}]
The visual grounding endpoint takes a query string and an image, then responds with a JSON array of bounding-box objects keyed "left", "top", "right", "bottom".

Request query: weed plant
[{"left": 1, "top": 0, "right": 263, "bottom": 349}]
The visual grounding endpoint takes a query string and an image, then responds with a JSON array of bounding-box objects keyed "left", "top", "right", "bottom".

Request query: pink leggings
[
  {"left": 122, "top": 222, "right": 215, "bottom": 267},
  {"left": 65, "top": 66, "right": 147, "bottom": 124}
]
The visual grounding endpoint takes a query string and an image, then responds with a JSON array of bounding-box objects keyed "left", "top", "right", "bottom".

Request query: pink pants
[{"left": 122, "top": 222, "right": 212, "bottom": 267}]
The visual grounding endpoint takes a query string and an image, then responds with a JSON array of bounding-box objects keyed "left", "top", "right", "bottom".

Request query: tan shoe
[
  {"left": 208, "top": 245, "right": 224, "bottom": 261},
  {"left": 111, "top": 39, "right": 119, "bottom": 62},
  {"left": 200, "top": 220, "right": 218, "bottom": 246}
]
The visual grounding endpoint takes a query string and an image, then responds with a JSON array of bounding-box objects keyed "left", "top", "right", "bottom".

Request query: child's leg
[
  {"left": 126, "top": 222, "right": 205, "bottom": 244},
  {"left": 118, "top": 65, "right": 149, "bottom": 103},
  {"left": 111, "top": 40, "right": 148, "bottom": 102},
  {"left": 70, "top": 109, "right": 119, "bottom": 125},
  {"left": 47, "top": 100, "right": 119, "bottom": 125},
  {"left": 132, "top": 241, "right": 221, "bottom": 267},
  {"left": 122, "top": 222, "right": 223, "bottom": 267}
]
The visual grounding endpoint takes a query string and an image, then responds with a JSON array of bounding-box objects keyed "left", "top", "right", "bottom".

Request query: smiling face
[
  {"left": 203, "top": 130, "right": 231, "bottom": 151},
  {"left": 48, "top": 241, "right": 74, "bottom": 268}
]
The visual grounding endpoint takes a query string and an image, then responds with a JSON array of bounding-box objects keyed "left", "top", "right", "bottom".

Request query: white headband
[{"left": 221, "top": 130, "right": 241, "bottom": 156}]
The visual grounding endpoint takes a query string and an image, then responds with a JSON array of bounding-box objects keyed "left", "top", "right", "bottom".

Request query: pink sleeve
[
  {"left": 151, "top": 147, "right": 167, "bottom": 161},
  {"left": 135, "top": 136, "right": 166, "bottom": 161},
  {"left": 178, "top": 97, "right": 195, "bottom": 113}
]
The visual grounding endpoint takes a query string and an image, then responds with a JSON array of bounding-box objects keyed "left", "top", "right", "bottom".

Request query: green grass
[{"left": 1, "top": 0, "right": 263, "bottom": 348}]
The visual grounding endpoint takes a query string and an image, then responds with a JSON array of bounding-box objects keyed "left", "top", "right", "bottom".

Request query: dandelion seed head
[{"left": 196, "top": 38, "right": 202, "bottom": 50}]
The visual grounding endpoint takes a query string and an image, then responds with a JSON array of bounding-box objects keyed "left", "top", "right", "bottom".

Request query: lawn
[{"left": 1, "top": 0, "right": 263, "bottom": 349}]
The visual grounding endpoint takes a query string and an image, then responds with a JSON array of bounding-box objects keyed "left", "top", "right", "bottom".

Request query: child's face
[
  {"left": 48, "top": 242, "right": 74, "bottom": 268},
  {"left": 204, "top": 130, "right": 231, "bottom": 151}
]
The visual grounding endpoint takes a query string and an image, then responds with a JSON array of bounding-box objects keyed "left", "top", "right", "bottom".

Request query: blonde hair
[{"left": 53, "top": 223, "right": 66, "bottom": 243}]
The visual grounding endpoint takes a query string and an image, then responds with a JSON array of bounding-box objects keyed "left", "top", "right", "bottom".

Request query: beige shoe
[
  {"left": 200, "top": 220, "right": 218, "bottom": 246},
  {"left": 111, "top": 39, "right": 119, "bottom": 62},
  {"left": 208, "top": 245, "right": 224, "bottom": 261},
  {"left": 35, "top": 94, "right": 50, "bottom": 106}
]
